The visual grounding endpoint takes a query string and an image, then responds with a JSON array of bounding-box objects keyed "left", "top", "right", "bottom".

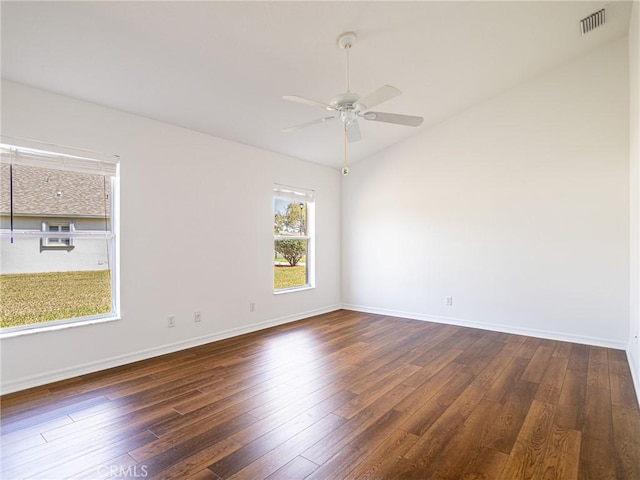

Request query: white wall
[
  {"left": 628, "top": 1, "right": 640, "bottom": 399},
  {"left": 0, "top": 81, "right": 341, "bottom": 393},
  {"left": 343, "top": 38, "right": 630, "bottom": 348}
]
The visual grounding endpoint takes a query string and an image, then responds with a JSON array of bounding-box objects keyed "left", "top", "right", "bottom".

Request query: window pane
[
  {"left": 274, "top": 198, "right": 307, "bottom": 236},
  {"left": 0, "top": 236, "right": 113, "bottom": 329},
  {"left": 0, "top": 162, "right": 115, "bottom": 330},
  {"left": 274, "top": 239, "right": 308, "bottom": 289}
]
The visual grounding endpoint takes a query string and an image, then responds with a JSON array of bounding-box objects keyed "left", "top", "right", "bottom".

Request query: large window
[
  {"left": 273, "top": 184, "right": 314, "bottom": 292},
  {"left": 0, "top": 143, "right": 119, "bottom": 333}
]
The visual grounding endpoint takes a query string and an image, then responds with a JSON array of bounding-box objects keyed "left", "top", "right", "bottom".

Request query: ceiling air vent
[{"left": 580, "top": 8, "right": 606, "bottom": 35}]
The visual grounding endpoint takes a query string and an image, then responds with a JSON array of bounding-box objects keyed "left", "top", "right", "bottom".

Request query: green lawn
[
  {"left": 274, "top": 265, "right": 307, "bottom": 289},
  {"left": 0, "top": 270, "right": 112, "bottom": 328},
  {"left": 1, "top": 267, "right": 304, "bottom": 328}
]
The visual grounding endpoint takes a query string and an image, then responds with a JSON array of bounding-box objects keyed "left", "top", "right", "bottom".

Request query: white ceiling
[{"left": 1, "top": 1, "right": 632, "bottom": 168}]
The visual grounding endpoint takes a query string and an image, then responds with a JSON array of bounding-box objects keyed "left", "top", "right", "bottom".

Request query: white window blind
[
  {"left": 0, "top": 144, "right": 118, "bottom": 177},
  {"left": 273, "top": 184, "right": 315, "bottom": 203}
]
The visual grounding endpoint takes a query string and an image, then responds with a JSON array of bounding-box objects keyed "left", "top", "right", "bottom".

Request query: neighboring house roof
[{"left": 0, "top": 164, "right": 111, "bottom": 218}]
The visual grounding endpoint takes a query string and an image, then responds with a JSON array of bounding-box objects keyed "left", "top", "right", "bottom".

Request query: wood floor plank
[
  {"left": 147, "top": 383, "right": 296, "bottom": 437},
  {"left": 1, "top": 413, "right": 74, "bottom": 445},
  {"left": 67, "top": 453, "right": 139, "bottom": 480},
  {"left": 482, "top": 380, "right": 539, "bottom": 454},
  {"left": 1, "top": 310, "right": 638, "bottom": 480},
  {"left": 608, "top": 349, "right": 638, "bottom": 408},
  {"left": 483, "top": 356, "right": 529, "bottom": 404},
  {"left": 208, "top": 391, "right": 353, "bottom": 479},
  {"left": 514, "top": 336, "right": 542, "bottom": 360},
  {"left": 398, "top": 385, "right": 488, "bottom": 478},
  {"left": 343, "top": 428, "right": 419, "bottom": 480},
  {"left": 538, "top": 425, "right": 581, "bottom": 480},
  {"left": 227, "top": 413, "right": 345, "bottom": 479},
  {"left": 0, "top": 432, "right": 46, "bottom": 457},
  {"left": 146, "top": 437, "right": 240, "bottom": 480},
  {"left": 403, "top": 346, "right": 464, "bottom": 387},
  {"left": 400, "top": 370, "right": 474, "bottom": 437},
  {"left": 423, "top": 399, "right": 503, "bottom": 480},
  {"left": 301, "top": 384, "right": 415, "bottom": 465},
  {"left": 499, "top": 400, "right": 556, "bottom": 480},
  {"left": 567, "top": 343, "right": 590, "bottom": 373},
  {"left": 3, "top": 430, "right": 156, "bottom": 480},
  {"left": 1, "top": 394, "right": 109, "bottom": 432},
  {"left": 334, "top": 363, "right": 420, "bottom": 419},
  {"left": 263, "top": 455, "right": 319, "bottom": 480},
  {"left": 586, "top": 346, "right": 610, "bottom": 390},
  {"left": 2, "top": 407, "right": 178, "bottom": 476},
  {"left": 460, "top": 446, "right": 509, "bottom": 480},
  {"left": 556, "top": 367, "right": 587, "bottom": 431},
  {"left": 535, "top": 353, "right": 569, "bottom": 405},
  {"left": 303, "top": 408, "right": 408, "bottom": 480},
  {"left": 135, "top": 414, "right": 257, "bottom": 478},
  {"left": 470, "top": 345, "right": 514, "bottom": 392},
  {"left": 521, "top": 344, "right": 555, "bottom": 383},
  {"left": 611, "top": 405, "right": 640, "bottom": 479}
]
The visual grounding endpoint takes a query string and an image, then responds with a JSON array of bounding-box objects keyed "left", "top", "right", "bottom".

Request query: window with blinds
[
  {"left": 273, "top": 184, "right": 315, "bottom": 292},
  {"left": 0, "top": 142, "right": 120, "bottom": 333}
]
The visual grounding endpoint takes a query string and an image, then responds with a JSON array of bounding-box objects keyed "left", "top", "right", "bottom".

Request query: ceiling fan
[{"left": 282, "top": 32, "right": 424, "bottom": 173}]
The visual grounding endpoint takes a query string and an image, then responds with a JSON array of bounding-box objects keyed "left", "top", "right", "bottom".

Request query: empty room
[{"left": 1, "top": 1, "right": 639, "bottom": 479}]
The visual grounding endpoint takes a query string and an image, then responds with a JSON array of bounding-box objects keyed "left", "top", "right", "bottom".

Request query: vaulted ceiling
[{"left": 1, "top": 1, "right": 632, "bottom": 168}]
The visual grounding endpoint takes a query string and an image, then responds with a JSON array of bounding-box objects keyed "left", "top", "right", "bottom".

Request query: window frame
[{"left": 0, "top": 142, "right": 120, "bottom": 336}]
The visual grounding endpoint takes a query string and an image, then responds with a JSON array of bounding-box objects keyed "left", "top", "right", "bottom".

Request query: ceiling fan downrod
[{"left": 337, "top": 32, "right": 357, "bottom": 93}]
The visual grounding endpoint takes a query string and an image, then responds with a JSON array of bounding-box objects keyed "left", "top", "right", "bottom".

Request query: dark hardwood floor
[{"left": 1, "top": 310, "right": 639, "bottom": 479}]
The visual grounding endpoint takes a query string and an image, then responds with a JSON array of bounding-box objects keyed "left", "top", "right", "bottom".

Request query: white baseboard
[
  {"left": 341, "top": 303, "right": 629, "bottom": 350},
  {"left": 0, "top": 304, "right": 341, "bottom": 395},
  {"left": 627, "top": 342, "right": 640, "bottom": 409}
]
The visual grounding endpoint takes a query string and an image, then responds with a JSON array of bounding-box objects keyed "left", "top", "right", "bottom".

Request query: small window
[
  {"left": 273, "top": 184, "right": 315, "bottom": 292},
  {"left": 40, "top": 221, "right": 75, "bottom": 251}
]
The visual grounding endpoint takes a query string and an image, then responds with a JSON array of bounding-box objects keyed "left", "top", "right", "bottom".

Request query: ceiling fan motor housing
[{"left": 330, "top": 91, "right": 361, "bottom": 109}]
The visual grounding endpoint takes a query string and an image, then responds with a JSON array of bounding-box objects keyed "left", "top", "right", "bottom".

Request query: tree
[
  {"left": 274, "top": 239, "right": 306, "bottom": 267},
  {"left": 274, "top": 202, "right": 306, "bottom": 235}
]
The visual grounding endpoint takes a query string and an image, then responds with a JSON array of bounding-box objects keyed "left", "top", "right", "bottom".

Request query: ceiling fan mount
[{"left": 337, "top": 31, "right": 357, "bottom": 50}]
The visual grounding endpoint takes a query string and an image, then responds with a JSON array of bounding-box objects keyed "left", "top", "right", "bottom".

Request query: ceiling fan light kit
[{"left": 283, "top": 31, "right": 424, "bottom": 174}]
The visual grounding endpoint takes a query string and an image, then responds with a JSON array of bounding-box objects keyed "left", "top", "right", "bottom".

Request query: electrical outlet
[
  {"left": 249, "top": 302, "right": 256, "bottom": 312},
  {"left": 445, "top": 296, "right": 453, "bottom": 306},
  {"left": 194, "top": 311, "right": 202, "bottom": 323},
  {"left": 168, "top": 315, "right": 175, "bottom": 328}
]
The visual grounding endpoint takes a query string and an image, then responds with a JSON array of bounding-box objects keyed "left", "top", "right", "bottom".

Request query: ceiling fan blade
[
  {"left": 281, "top": 115, "right": 337, "bottom": 133},
  {"left": 346, "top": 120, "right": 362, "bottom": 143},
  {"left": 362, "top": 111, "right": 424, "bottom": 127},
  {"left": 355, "top": 85, "right": 401, "bottom": 110},
  {"left": 283, "top": 95, "right": 335, "bottom": 111}
]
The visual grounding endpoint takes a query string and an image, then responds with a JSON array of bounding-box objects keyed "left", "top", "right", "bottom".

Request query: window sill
[
  {"left": 0, "top": 315, "right": 121, "bottom": 339},
  {"left": 274, "top": 285, "right": 315, "bottom": 295}
]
